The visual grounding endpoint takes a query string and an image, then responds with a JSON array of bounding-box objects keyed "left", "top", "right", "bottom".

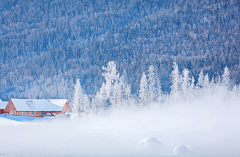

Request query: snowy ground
[
  {"left": 0, "top": 116, "right": 22, "bottom": 126},
  {"left": 0, "top": 92, "right": 240, "bottom": 156}
]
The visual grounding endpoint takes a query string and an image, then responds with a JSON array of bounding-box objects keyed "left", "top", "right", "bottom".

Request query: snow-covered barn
[
  {"left": 5, "top": 99, "right": 71, "bottom": 117},
  {"left": 0, "top": 100, "right": 8, "bottom": 114}
]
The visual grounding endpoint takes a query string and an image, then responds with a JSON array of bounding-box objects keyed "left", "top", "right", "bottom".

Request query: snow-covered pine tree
[
  {"left": 98, "top": 82, "right": 107, "bottom": 108},
  {"left": 93, "top": 91, "right": 105, "bottom": 114},
  {"left": 91, "top": 97, "right": 97, "bottom": 115},
  {"left": 216, "top": 75, "right": 221, "bottom": 86},
  {"left": 139, "top": 72, "right": 149, "bottom": 106},
  {"left": 117, "top": 82, "right": 122, "bottom": 105},
  {"left": 72, "top": 78, "right": 83, "bottom": 118},
  {"left": 222, "top": 66, "right": 231, "bottom": 90},
  {"left": 197, "top": 70, "right": 204, "bottom": 89},
  {"left": 148, "top": 65, "right": 158, "bottom": 103},
  {"left": 190, "top": 76, "right": 195, "bottom": 99},
  {"left": 112, "top": 83, "right": 117, "bottom": 108},
  {"left": 170, "top": 62, "right": 181, "bottom": 102},
  {"left": 148, "top": 65, "right": 161, "bottom": 103},
  {"left": 209, "top": 78, "right": 215, "bottom": 93},
  {"left": 125, "top": 84, "right": 131, "bottom": 100},
  {"left": 84, "top": 94, "right": 90, "bottom": 116},
  {"left": 102, "top": 61, "right": 119, "bottom": 99},
  {"left": 195, "top": 70, "right": 205, "bottom": 96},
  {"left": 156, "top": 74, "right": 163, "bottom": 103},
  {"left": 203, "top": 74, "right": 209, "bottom": 90},
  {"left": 121, "top": 70, "right": 129, "bottom": 98},
  {"left": 182, "top": 68, "right": 190, "bottom": 101},
  {"left": 112, "top": 81, "right": 122, "bottom": 108},
  {"left": 118, "top": 75, "right": 126, "bottom": 104}
]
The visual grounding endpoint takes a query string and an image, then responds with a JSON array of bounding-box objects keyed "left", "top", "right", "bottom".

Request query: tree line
[{"left": 71, "top": 61, "right": 236, "bottom": 118}]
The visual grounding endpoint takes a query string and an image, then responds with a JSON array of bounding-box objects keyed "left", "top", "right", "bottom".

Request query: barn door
[{"left": 9, "top": 110, "right": 16, "bottom": 116}]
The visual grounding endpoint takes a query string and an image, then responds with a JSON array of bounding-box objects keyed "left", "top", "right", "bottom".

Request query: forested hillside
[{"left": 0, "top": 0, "right": 239, "bottom": 100}]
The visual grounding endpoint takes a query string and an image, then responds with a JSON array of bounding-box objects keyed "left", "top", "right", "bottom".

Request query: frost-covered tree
[
  {"left": 97, "top": 82, "right": 107, "bottom": 108},
  {"left": 102, "top": 61, "right": 119, "bottom": 97},
  {"left": 190, "top": 76, "right": 195, "bottom": 99},
  {"left": 195, "top": 70, "right": 205, "bottom": 96},
  {"left": 209, "top": 78, "right": 215, "bottom": 92},
  {"left": 84, "top": 94, "right": 90, "bottom": 116},
  {"left": 119, "top": 76, "right": 126, "bottom": 102},
  {"left": 197, "top": 70, "right": 204, "bottom": 89},
  {"left": 121, "top": 70, "right": 129, "bottom": 98},
  {"left": 156, "top": 74, "right": 163, "bottom": 103},
  {"left": 125, "top": 84, "right": 131, "bottom": 100},
  {"left": 203, "top": 74, "right": 209, "bottom": 90},
  {"left": 114, "top": 70, "right": 131, "bottom": 105},
  {"left": 91, "top": 97, "right": 97, "bottom": 115},
  {"left": 72, "top": 78, "right": 84, "bottom": 118},
  {"left": 148, "top": 65, "right": 158, "bottom": 103},
  {"left": 170, "top": 62, "right": 181, "bottom": 101},
  {"left": 139, "top": 72, "right": 149, "bottom": 106},
  {"left": 97, "top": 61, "right": 132, "bottom": 108},
  {"left": 222, "top": 66, "right": 231, "bottom": 90},
  {"left": 182, "top": 68, "right": 190, "bottom": 101},
  {"left": 93, "top": 91, "right": 105, "bottom": 114},
  {"left": 216, "top": 75, "right": 221, "bottom": 86},
  {"left": 112, "top": 81, "right": 122, "bottom": 108}
]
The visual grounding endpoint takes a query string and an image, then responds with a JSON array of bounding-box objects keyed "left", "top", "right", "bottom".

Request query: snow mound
[
  {"left": 173, "top": 145, "right": 190, "bottom": 155},
  {"left": 137, "top": 137, "right": 164, "bottom": 152}
]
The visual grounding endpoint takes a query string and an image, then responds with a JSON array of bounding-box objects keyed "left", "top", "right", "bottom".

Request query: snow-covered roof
[
  {"left": 0, "top": 100, "right": 7, "bottom": 109},
  {"left": 48, "top": 99, "right": 68, "bottom": 108},
  {"left": 11, "top": 99, "right": 63, "bottom": 111}
]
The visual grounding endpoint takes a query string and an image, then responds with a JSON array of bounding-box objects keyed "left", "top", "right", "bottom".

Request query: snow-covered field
[
  {"left": 0, "top": 116, "right": 22, "bottom": 126},
  {"left": 0, "top": 91, "right": 240, "bottom": 157}
]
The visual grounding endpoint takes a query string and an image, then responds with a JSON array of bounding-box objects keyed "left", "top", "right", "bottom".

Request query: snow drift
[
  {"left": 137, "top": 137, "right": 164, "bottom": 155},
  {"left": 173, "top": 145, "right": 190, "bottom": 155}
]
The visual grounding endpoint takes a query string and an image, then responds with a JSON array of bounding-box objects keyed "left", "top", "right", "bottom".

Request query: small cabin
[
  {"left": 0, "top": 100, "right": 7, "bottom": 114},
  {"left": 5, "top": 99, "right": 70, "bottom": 117}
]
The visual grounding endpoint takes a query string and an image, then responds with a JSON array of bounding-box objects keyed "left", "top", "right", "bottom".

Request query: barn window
[
  {"left": 26, "top": 112, "right": 28, "bottom": 116},
  {"left": 37, "top": 112, "right": 39, "bottom": 116},
  {"left": 22, "top": 112, "right": 24, "bottom": 116},
  {"left": 42, "top": 112, "right": 44, "bottom": 116},
  {"left": 32, "top": 111, "right": 34, "bottom": 116}
]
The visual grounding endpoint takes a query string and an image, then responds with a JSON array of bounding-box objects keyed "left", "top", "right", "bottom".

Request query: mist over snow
[{"left": 1, "top": 87, "right": 240, "bottom": 157}]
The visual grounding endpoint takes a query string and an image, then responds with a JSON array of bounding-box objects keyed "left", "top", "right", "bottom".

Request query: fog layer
[{"left": 0, "top": 90, "right": 240, "bottom": 156}]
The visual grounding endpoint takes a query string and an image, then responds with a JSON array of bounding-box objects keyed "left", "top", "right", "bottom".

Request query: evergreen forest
[{"left": 0, "top": 0, "right": 239, "bottom": 101}]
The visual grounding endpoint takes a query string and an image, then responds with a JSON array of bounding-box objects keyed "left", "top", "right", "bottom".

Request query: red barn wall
[
  {"left": 5, "top": 99, "right": 17, "bottom": 116},
  {"left": 62, "top": 102, "right": 71, "bottom": 113},
  {"left": 5, "top": 99, "right": 17, "bottom": 114},
  {"left": 0, "top": 109, "right": 4, "bottom": 114}
]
